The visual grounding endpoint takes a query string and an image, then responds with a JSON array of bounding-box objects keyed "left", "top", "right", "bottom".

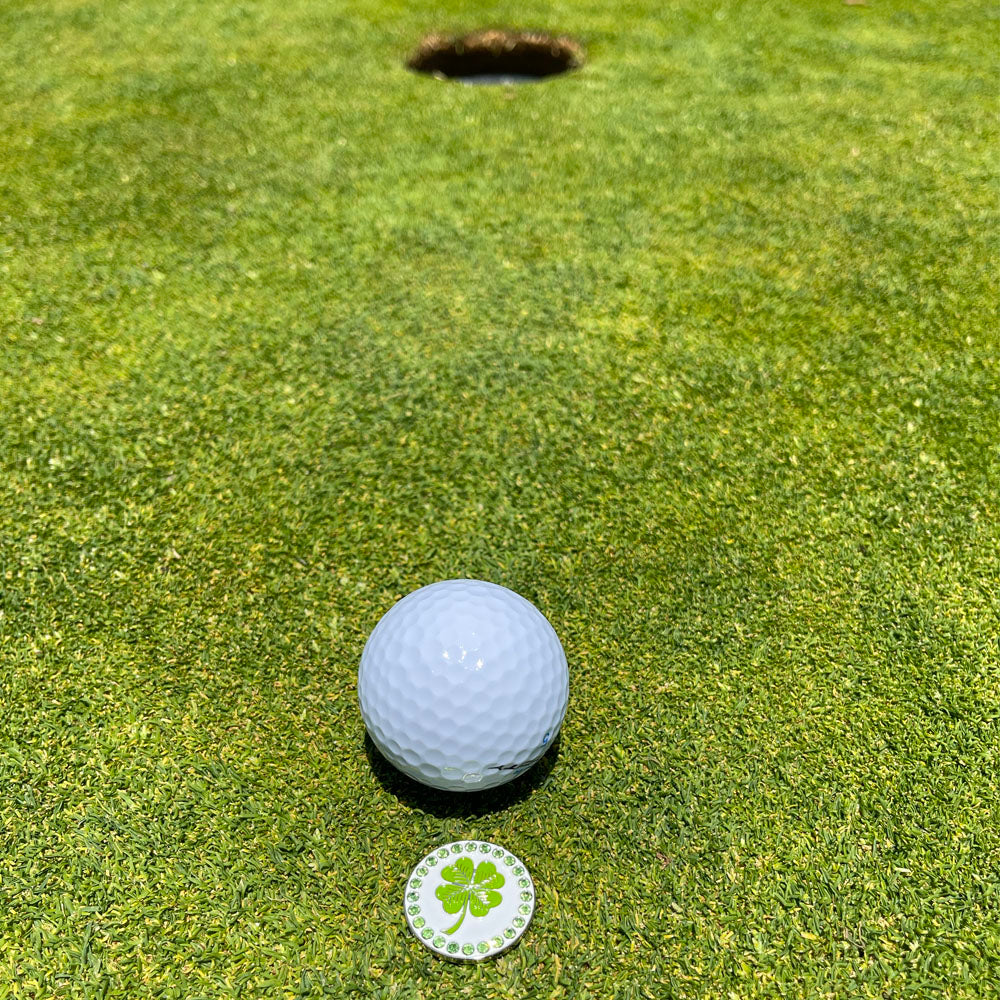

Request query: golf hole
[{"left": 407, "top": 30, "right": 584, "bottom": 85}]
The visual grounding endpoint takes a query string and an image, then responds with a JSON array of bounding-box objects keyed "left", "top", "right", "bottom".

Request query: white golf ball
[{"left": 358, "top": 579, "right": 569, "bottom": 792}]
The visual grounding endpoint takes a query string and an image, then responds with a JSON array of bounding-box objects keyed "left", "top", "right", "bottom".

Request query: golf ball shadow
[{"left": 363, "top": 731, "right": 562, "bottom": 817}]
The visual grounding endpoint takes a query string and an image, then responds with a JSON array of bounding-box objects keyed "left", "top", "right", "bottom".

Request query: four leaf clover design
[{"left": 435, "top": 856, "right": 506, "bottom": 934}]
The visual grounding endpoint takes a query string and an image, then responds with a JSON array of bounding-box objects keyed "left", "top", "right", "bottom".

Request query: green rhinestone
[
  {"left": 462, "top": 944, "right": 474, "bottom": 956},
  {"left": 504, "top": 927, "right": 516, "bottom": 939},
  {"left": 417, "top": 867, "right": 428, "bottom": 876},
  {"left": 513, "top": 866, "right": 524, "bottom": 875},
  {"left": 492, "top": 936, "right": 504, "bottom": 948},
  {"left": 465, "top": 842, "right": 477, "bottom": 852},
  {"left": 437, "top": 849, "right": 449, "bottom": 858},
  {"left": 413, "top": 917, "right": 425, "bottom": 928},
  {"left": 408, "top": 905, "right": 419, "bottom": 915},
  {"left": 451, "top": 844, "right": 462, "bottom": 854},
  {"left": 447, "top": 942, "right": 459, "bottom": 954},
  {"left": 518, "top": 878, "right": 529, "bottom": 888},
  {"left": 519, "top": 904, "right": 531, "bottom": 915},
  {"left": 480, "top": 844, "right": 491, "bottom": 853},
  {"left": 407, "top": 892, "right": 418, "bottom": 902},
  {"left": 504, "top": 855, "right": 515, "bottom": 865},
  {"left": 492, "top": 848, "right": 503, "bottom": 858},
  {"left": 520, "top": 891, "right": 532, "bottom": 901},
  {"left": 513, "top": 917, "right": 525, "bottom": 927},
  {"left": 433, "top": 935, "right": 445, "bottom": 948},
  {"left": 477, "top": 942, "right": 489, "bottom": 953},
  {"left": 427, "top": 857, "right": 437, "bottom": 866},
  {"left": 421, "top": 928, "right": 433, "bottom": 940}
]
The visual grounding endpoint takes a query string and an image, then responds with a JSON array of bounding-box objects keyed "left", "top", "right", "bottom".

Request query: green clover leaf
[{"left": 435, "top": 857, "right": 505, "bottom": 934}]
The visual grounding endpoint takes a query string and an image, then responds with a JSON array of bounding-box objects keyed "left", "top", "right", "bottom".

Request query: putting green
[{"left": 1, "top": 1, "right": 997, "bottom": 997}]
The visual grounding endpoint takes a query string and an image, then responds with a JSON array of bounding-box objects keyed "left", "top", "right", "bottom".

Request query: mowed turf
[{"left": 1, "top": 0, "right": 998, "bottom": 996}]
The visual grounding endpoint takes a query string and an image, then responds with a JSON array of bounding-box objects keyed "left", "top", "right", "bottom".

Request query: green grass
[{"left": 2, "top": 0, "right": 998, "bottom": 996}]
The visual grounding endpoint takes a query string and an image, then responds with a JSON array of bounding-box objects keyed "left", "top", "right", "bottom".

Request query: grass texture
[{"left": 1, "top": 0, "right": 998, "bottom": 997}]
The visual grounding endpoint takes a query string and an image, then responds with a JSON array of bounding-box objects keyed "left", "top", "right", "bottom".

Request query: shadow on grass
[{"left": 364, "top": 732, "right": 562, "bottom": 818}]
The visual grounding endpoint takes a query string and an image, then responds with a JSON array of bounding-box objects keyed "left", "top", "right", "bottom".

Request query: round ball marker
[{"left": 403, "top": 841, "right": 536, "bottom": 961}]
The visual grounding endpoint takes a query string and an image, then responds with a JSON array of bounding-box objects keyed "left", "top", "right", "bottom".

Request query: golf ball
[{"left": 358, "top": 579, "right": 569, "bottom": 792}]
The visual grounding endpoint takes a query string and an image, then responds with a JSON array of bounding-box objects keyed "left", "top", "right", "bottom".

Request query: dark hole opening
[{"left": 407, "top": 30, "right": 584, "bottom": 83}]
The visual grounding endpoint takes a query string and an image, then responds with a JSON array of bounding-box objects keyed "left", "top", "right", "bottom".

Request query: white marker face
[{"left": 403, "top": 841, "right": 536, "bottom": 961}]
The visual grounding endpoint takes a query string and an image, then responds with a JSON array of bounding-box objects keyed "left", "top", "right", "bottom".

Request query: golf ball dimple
[{"left": 358, "top": 579, "right": 569, "bottom": 792}]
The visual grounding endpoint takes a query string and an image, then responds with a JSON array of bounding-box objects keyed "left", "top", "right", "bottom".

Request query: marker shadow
[{"left": 363, "top": 731, "right": 562, "bottom": 819}]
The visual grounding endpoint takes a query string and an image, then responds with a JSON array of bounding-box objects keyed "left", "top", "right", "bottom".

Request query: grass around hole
[{"left": 1, "top": 0, "right": 998, "bottom": 997}]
